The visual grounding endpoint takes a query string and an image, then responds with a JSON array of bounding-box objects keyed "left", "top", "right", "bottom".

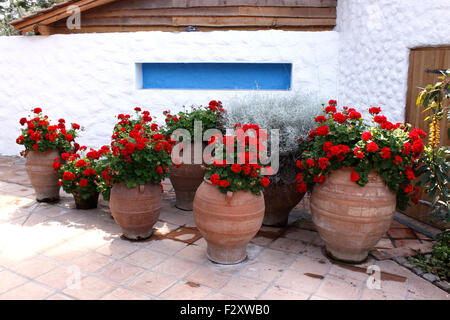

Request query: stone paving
[{"left": 0, "top": 156, "right": 448, "bottom": 300}]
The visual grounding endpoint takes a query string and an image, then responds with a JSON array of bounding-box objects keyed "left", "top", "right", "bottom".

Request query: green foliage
[
  {"left": 297, "top": 102, "right": 426, "bottom": 210},
  {"left": 161, "top": 100, "right": 225, "bottom": 139},
  {"left": 16, "top": 108, "right": 80, "bottom": 155},
  {"left": 105, "top": 108, "right": 172, "bottom": 188},
  {"left": 415, "top": 146, "right": 450, "bottom": 222},
  {"left": 204, "top": 124, "right": 270, "bottom": 196},
  {"left": 0, "top": 0, "right": 62, "bottom": 36},
  {"left": 408, "top": 230, "right": 450, "bottom": 281}
]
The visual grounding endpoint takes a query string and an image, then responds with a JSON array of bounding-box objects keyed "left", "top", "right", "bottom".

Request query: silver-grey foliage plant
[{"left": 225, "top": 92, "right": 323, "bottom": 156}]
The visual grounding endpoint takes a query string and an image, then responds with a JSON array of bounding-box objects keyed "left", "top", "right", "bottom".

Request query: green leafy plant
[
  {"left": 53, "top": 146, "right": 110, "bottom": 200},
  {"left": 408, "top": 229, "right": 449, "bottom": 281},
  {"left": 296, "top": 101, "right": 426, "bottom": 210},
  {"left": 415, "top": 70, "right": 450, "bottom": 222},
  {"left": 161, "top": 100, "right": 226, "bottom": 139},
  {"left": 104, "top": 108, "right": 172, "bottom": 188},
  {"left": 204, "top": 123, "right": 271, "bottom": 195},
  {"left": 16, "top": 107, "right": 81, "bottom": 156}
]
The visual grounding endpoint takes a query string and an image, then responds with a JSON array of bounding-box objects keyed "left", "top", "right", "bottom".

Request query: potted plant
[
  {"left": 104, "top": 108, "right": 172, "bottom": 240},
  {"left": 225, "top": 93, "right": 322, "bottom": 226},
  {"left": 16, "top": 108, "right": 81, "bottom": 202},
  {"left": 193, "top": 123, "right": 271, "bottom": 264},
  {"left": 297, "top": 101, "right": 426, "bottom": 263},
  {"left": 53, "top": 146, "right": 111, "bottom": 209},
  {"left": 162, "top": 100, "right": 225, "bottom": 210}
]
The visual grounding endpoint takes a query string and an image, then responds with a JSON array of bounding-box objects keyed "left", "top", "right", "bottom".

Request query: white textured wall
[
  {"left": 337, "top": 0, "right": 450, "bottom": 123},
  {"left": 0, "top": 30, "right": 338, "bottom": 156}
]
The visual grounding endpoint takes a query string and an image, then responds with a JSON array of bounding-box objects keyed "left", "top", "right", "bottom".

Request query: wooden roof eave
[{"left": 11, "top": 0, "right": 120, "bottom": 34}]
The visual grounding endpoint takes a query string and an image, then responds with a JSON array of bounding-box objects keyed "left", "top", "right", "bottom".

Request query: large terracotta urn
[
  {"left": 110, "top": 183, "right": 161, "bottom": 240},
  {"left": 25, "top": 150, "right": 61, "bottom": 202},
  {"left": 263, "top": 180, "right": 305, "bottom": 227},
  {"left": 193, "top": 179, "right": 265, "bottom": 264},
  {"left": 311, "top": 167, "right": 396, "bottom": 263},
  {"left": 169, "top": 143, "right": 206, "bottom": 210}
]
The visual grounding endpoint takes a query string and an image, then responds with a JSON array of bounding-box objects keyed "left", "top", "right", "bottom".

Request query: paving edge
[{"left": 394, "top": 211, "right": 442, "bottom": 240}]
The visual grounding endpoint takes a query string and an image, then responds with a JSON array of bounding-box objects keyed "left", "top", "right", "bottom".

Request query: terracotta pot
[
  {"left": 169, "top": 143, "right": 206, "bottom": 210},
  {"left": 193, "top": 180, "right": 265, "bottom": 264},
  {"left": 109, "top": 182, "right": 161, "bottom": 240},
  {"left": 25, "top": 150, "right": 61, "bottom": 202},
  {"left": 311, "top": 167, "right": 396, "bottom": 263},
  {"left": 72, "top": 190, "right": 99, "bottom": 210},
  {"left": 263, "top": 180, "right": 305, "bottom": 227}
]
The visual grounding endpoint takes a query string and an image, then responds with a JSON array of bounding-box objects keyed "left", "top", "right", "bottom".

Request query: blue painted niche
[{"left": 139, "top": 63, "right": 292, "bottom": 90}]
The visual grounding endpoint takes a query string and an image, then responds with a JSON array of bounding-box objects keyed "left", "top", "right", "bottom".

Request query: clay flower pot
[
  {"left": 72, "top": 190, "right": 99, "bottom": 210},
  {"left": 25, "top": 150, "right": 61, "bottom": 202},
  {"left": 169, "top": 143, "right": 206, "bottom": 210},
  {"left": 263, "top": 180, "right": 305, "bottom": 227},
  {"left": 193, "top": 179, "right": 265, "bottom": 264},
  {"left": 109, "top": 182, "right": 161, "bottom": 240},
  {"left": 311, "top": 167, "right": 396, "bottom": 263}
]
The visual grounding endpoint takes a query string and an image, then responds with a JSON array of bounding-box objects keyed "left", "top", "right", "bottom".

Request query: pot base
[
  {"left": 121, "top": 229, "right": 153, "bottom": 241},
  {"left": 324, "top": 246, "right": 369, "bottom": 265},
  {"left": 174, "top": 196, "right": 194, "bottom": 211},
  {"left": 36, "top": 196, "right": 60, "bottom": 203},
  {"left": 206, "top": 243, "right": 247, "bottom": 265}
]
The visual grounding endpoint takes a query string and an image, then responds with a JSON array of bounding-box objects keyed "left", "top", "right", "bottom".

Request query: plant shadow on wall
[{"left": 224, "top": 92, "right": 323, "bottom": 227}]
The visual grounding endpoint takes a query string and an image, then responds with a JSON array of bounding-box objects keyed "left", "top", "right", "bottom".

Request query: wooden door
[{"left": 404, "top": 46, "right": 449, "bottom": 229}]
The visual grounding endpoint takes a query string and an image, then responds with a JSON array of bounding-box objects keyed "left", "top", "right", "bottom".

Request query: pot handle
[
  {"left": 226, "top": 191, "right": 233, "bottom": 205},
  {"left": 139, "top": 185, "right": 145, "bottom": 193}
]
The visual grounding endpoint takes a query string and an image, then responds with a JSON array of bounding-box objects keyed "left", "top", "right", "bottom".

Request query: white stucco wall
[
  {"left": 0, "top": 30, "right": 338, "bottom": 156},
  {"left": 337, "top": 0, "right": 450, "bottom": 123}
]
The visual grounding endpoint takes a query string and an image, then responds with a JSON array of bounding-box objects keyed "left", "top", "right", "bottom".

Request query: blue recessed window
[{"left": 138, "top": 63, "right": 292, "bottom": 90}]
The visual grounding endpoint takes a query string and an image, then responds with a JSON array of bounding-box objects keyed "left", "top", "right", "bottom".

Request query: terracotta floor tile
[
  {"left": 327, "top": 263, "right": 371, "bottom": 284},
  {"left": 256, "top": 248, "right": 297, "bottom": 267},
  {"left": 159, "top": 281, "right": 212, "bottom": 300},
  {"left": 289, "top": 255, "right": 331, "bottom": 276},
  {"left": 375, "top": 238, "right": 395, "bottom": 249},
  {"left": 250, "top": 235, "right": 274, "bottom": 246},
  {"left": 315, "top": 277, "right": 362, "bottom": 300},
  {"left": 276, "top": 269, "right": 322, "bottom": 293},
  {"left": 282, "top": 228, "right": 318, "bottom": 244},
  {"left": 154, "top": 221, "right": 181, "bottom": 236},
  {"left": 11, "top": 255, "right": 60, "bottom": 278},
  {"left": 360, "top": 288, "right": 405, "bottom": 300},
  {"left": 388, "top": 228, "right": 417, "bottom": 239},
  {"left": 0, "top": 270, "right": 28, "bottom": 294},
  {"left": 36, "top": 265, "right": 84, "bottom": 290},
  {"left": 390, "top": 221, "right": 409, "bottom": 229},
  {"left": 395, "top": 239, "right": 422, "bottom": 248},
  {"left": 269, "top": 238, "right": 307, "bottom": 254},
  {"left": 174, "top": 245, "right": 208, "bottom": 264},
  {"left": 101, "top": 287, "right": 152, "bottom": 300},
  {"left": 123, "top": 248, "right": 168, "bottom": 269},
  {"left": 146, "top": 238, "right": 187, "bottom": 255},
  {"left": 153, "top": 257, "right": 199, "bottom": 277},
  {"left": 33, "top": 205, "right": 69, "bottom": 218},
  {"left": 127, "top": 271, "right": 177, "bottom": 296},
  {"left": 309, "top": 295, "right": 329, "bottom": 300},
  {"left": 46, "top": 293, "right": 74, "bottom": 300},
  {"left": 407, "top": 279, "right": 450, "bottom": 300},
  {"left": 184, "top": 266, "right": 231, "bottom": 289},
  {"left": 299, "top": 245, "right": 327, "bottom": 260},
  {"left": 221, "top": 277, "right": 269, "bottom": 300},
  {"left": 193, "top": 237, "right": 207, "bottom": 248},
  {"left": 166, "top": 227, "right": 203, "bottom": 244},
  {"left": 97, "top": 261, "right": 144, "bottom": 284},
  {"left": 240, "top": 262, "right": 284, "bottom": 282},
  {"left": 96, "top": 240, "right": 140, "bottom": 259},
  {"left": 70, "top": 251, "right": 114, "bottom": 273},
  {"left": 259, "top": 285, "right": 309, "bottom": 300},
  {"left": 0, "top": 281, "right": 54, "bottom": 300},
  {"left": 62, "top": 276, "right": 117, "bottom": 300}
]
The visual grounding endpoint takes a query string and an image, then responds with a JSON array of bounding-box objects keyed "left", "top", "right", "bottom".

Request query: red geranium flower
[
  {"left": 260, "top": 177, "right": 270, "bottom": 187},
  {"left": 361, "top": 131, "right": 372, "bottom": 141},
  {"left": 296, "top": 182, "right": 307, "bottom": 193},
  {"left": 315, "top": 125, "right": 329, "bottom": 136},
  {"left": 350, "top": 172, "right": 360, "bottom": 182},
  {"left": 366, "top": 142, "right": 379, "bottom": 152},
  {"left": 380, "top": 147, "right": 391, "bottom": 159},
  {"left": 33, "top": 108, "right": 42, "bottom": 114},
  {"left": 79, "top": 179, "right": 88, "bottom": 187}
]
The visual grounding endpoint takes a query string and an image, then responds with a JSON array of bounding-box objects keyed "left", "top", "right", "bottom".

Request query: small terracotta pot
[
  {"left": 263, "top": 180, "right": 305, "bottom": 227},
  {"left": 109, "top": 182, "right": 161, "bottom": 240},
  {"left": 25, "top": 150, "right": 61, "bottom": 202},
  {"left": 193, "top": 179, "right": 265, "bottom": 264},
  {"left": 72, "top": 190, "right": 99, "bottom": 210},
  {"left": 169, "top": 143, "right": 206, "bottom": 210},
  {"left": 311, "top": 167, "right": 396, "bottom": 263}
]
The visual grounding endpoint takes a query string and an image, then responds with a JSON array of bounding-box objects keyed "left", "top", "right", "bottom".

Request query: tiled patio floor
[{"left": 0, "top": 156, "right": 448, "bottom": 300}]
